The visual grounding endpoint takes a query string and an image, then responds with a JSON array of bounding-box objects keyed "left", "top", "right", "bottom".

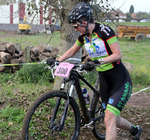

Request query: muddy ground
[
  {"left": 79, "top": 91, "right": 150, "bottom": 140},
  {"left": 0, "top": 32, "right": 149, "bottom": 139}
]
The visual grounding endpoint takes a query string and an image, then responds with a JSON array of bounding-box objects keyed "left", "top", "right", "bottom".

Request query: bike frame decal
[{"left": 54, "top": 62, "right": 75, "bottom": 77}]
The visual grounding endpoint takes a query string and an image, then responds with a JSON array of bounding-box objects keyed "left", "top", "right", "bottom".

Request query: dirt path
[
  {"left": 128, "top": 92, "right": 150, "bottom": 109},
  {"left": 80, "top": 91, "right": 150, "bottom": 140}
]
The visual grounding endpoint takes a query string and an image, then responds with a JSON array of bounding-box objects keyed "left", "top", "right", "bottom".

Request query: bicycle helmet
[{"left": 68, "top": 2, "right": 93, "bottom": 24}]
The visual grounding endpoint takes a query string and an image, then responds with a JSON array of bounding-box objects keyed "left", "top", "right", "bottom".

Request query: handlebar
[{"left": 45, "top": 57, "right": 100, "bottom": 78}]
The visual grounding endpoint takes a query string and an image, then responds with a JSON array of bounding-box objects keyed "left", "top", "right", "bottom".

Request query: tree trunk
[{"left": 53, "top": 0, "right": 82, "bottom": 90}]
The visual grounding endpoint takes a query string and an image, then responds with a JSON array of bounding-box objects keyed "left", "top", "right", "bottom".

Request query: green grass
[
  {"left": 0, "top": 24, "right": 150, "bottom": 139},
  {"left": 0, "top": 81, "right": 53, "bottom": 139},
  {"left": 0, "top": 32, "right": 60, "bottom": 49},
  {"left": 118, "top": 37, "right": 150, "bottom": 69},
  {"left": 116, "top": 22, "right": 150, "bottom": 26}
]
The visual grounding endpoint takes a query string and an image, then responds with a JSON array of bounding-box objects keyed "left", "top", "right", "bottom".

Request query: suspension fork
[
  {"left": 59, "top": 99, "right": 69, "bottom": 131},
  {"left": 49, "top": 96, "right": 70, "bottom": 131},
  {"left": 49, "top": 97, "right": 61, "bottom": 129},
  {"left": 49, "top": 80, "right": 75, "bottom": 131},
  {"left": 59, "top": 81, "right": 75, "bottom": 131}
]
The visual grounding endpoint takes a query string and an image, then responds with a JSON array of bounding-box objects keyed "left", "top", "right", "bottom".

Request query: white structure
[
  {"left": 0, "top": 0, "right": 57, "bottom": 25},
  {"left": 0, "top": 4, "right": 18, "bottom": 24}
]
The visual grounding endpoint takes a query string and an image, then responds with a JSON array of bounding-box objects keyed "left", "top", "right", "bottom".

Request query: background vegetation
[{"left": 0, "top": 22, "right": 150, "bottom": 139}]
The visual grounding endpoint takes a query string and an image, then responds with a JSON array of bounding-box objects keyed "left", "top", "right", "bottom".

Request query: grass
[
  {"left": 0, "top": 82, "right": 53, "bottom": 139},
  {"left": 0, "top": 22, "right": 150, "bottom": 139},
  {"left": 118, "top": 37, "right": 150, "bottom": 69},
  {"left": 0, "top": 31, "right": 60, "bottom": 49}
]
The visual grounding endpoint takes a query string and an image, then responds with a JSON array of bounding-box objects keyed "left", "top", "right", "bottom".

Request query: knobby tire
[
  {"left": 91, "top": 100, "right": 105, "bottom": 140},
  {"left": 22, "top": 91, "right": 81, "bottom": 140}
]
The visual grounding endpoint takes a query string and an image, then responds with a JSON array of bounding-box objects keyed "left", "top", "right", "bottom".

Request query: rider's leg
[
  {"left": 105, "top": 111, "right": 141, "bottom": 140},
  {"left": 116, "top": 115, "right": 131, "bottom": 130},
  {"left": 104, "top": 109, "right": 117, "bottom": 140},
  {"left": 117, "top": 115, "right": 142, "bottom": 138}
]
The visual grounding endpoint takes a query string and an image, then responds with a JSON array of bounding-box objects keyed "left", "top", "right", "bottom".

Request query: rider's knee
[{"left": 104, "top": 110, "right": 117, "bottom": 127}]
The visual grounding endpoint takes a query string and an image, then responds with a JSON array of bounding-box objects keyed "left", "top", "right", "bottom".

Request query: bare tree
[{"left": 26, "top": 0, "right": 111, "bottom": 89}]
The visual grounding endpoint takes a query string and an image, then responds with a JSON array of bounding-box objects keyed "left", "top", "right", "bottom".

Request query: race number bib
[{"left": 54, "top": 62, "right": 75, "bottom": 77}]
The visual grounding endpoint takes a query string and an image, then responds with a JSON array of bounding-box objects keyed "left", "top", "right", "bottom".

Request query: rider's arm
[
  {"left": 100, "top": 41, "right": 121, "bottom": 64},
  {"left": 58, "top": 43, "right": 82, "bottom": 62}
]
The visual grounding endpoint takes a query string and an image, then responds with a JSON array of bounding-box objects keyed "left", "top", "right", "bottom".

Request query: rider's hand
[
  {"left": 83, "top": 60, "right": 100, "bottom": 71},
  {"left": 46, "top": 58, "right": 59, "bottom": 67},
  {"left": 46, "top": 57, "right": 55, "bottom": 66}
]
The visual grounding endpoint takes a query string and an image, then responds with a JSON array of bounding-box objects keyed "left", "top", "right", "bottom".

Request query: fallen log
[
  {"left": 0, "top": 45, "right": 6, "bottom": 52},
  {"left": 0, "top": 52, "right": 12, "bottom": 64},
  {"left": 0, "top": 62, "right": 5, "bottom": 72},
  {"left": 6, "top": 42, "right": 16, "bottom": 54}
]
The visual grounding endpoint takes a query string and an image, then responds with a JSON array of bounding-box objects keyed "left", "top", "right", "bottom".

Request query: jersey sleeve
[
  {"left": 100, "top": 24, "right": 118, "bottom": 45},
  {"left": 75, "top": 34, "right": 84, "bottom": 46}
]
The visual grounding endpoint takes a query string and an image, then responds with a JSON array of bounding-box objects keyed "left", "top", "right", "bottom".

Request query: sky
[{"left": 111, "top": 0, "right": 150, "bottom": 13}]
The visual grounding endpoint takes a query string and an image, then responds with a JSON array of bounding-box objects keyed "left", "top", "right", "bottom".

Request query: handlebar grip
[{"left": 82, "top": 60, "right": 100, "bottom": 71}]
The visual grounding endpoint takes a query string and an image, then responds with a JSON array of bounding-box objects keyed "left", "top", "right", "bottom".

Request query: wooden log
[
  {"left": 19, "top": 56, "right": 26, "bottom": 63},
  {"left": 0, "top": 62, "right": 5, "bottom": 72},
  {"left": 30, "top": 47, "right": 40, "bottom": 57},
  {"left": 30, "top": 53, "right": 40, "bottom": 62},
  {"left": 6, "top": 42, "right": 16, "bottom": 54},
  {"left": 50, "top": 48, "right": 59, "bottom": 58},
  {"left": 15, "top": 44, "right": 23, "bottom": 54},
  {"left": 12, "top": 53, "right": 20, "bottom": 58},
  {"left": 0, "top": 45, "right": 6, "bottom": 52},
  {"left": 11, "top": 58, "right": 22, "bottom": 72},
  {"left": 19, "top": 51, "right": 24, "bottom": 57},
  {"left": 0, "top": 52, "right": 12, "bottom": 64},
  {"left": 36, "top": 43, "right": 48, "bottom": 53},
  {"left": 39, "top": 55, "right": 49, "bottom": 61},
  {"left": 43, "top": 44, "right": 53, "bottom": 53},
  {"left": 41, "top": 52, "right": 51, "bottom": 57}
]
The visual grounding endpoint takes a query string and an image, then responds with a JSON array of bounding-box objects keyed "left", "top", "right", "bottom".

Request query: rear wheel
[
  {"left": 135, "top": 33, "right": 145, "bottom": 42},
  {"left": 22, "top": 91, "right": 81, "bottom": 140},
  {"left": 91, "top": 99, "right": 105, "bottom": 140}
]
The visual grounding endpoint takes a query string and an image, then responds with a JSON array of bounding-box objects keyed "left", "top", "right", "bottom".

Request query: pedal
[{"left": 83, "top": 121, "right": 94, "bottom": 130}]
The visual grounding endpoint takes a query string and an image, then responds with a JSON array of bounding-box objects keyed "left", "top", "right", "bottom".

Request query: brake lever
[{"left": 76, "top": 65, "right": 87, "bottom": 74}]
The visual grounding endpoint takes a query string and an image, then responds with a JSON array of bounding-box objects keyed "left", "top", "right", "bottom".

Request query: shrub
[
  {"left": 0, "top": 73, "right": 14, "bottom": 83},
  {"left": 14, "top": 64, "right": 54, "bottom": 84},
  {"left": 131, "top": 66, "right": 150, "bottom": 86}
]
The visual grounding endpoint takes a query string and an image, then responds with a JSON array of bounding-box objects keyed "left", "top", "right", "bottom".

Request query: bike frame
[
  {"left": 64, "top": 69, "right": 103, "bottom": 123},
  {"left": 50, "top": 65, "right": 104, "bottom": 131}
]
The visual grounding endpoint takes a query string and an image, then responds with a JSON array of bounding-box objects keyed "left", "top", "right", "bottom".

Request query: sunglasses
[{"left": 73, "top": 24, "right": 78, "bottom": 29}]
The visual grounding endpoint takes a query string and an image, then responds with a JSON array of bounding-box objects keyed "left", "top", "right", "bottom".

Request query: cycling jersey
[
  {"left": 76, "top": 22, "right": 119, "bottom": 72},
  {"left": 76, "top": 22, "right": 132, "bottom": 117}
]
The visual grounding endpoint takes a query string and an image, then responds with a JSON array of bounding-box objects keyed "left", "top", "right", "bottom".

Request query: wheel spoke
[{"left": 22, "top": 92, "right": 80, "bottom": 140}]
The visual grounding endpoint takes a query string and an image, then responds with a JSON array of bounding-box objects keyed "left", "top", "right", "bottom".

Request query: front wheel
[{"left": 22, "top": 90, "right": 81, "bottom": 140}]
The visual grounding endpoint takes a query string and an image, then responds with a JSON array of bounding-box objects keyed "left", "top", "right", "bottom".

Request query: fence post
[{"left": 25, "top": 46, "right": 30, "bottom": 63}]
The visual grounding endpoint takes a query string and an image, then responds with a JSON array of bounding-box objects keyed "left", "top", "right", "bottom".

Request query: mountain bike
[{"left": 22, "top": 59, "right": 105, "bottom": 140}]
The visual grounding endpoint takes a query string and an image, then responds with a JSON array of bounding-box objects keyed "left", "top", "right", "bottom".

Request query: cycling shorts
[{"left": 98, "top": 62, "right": 132, "bottom": 117}]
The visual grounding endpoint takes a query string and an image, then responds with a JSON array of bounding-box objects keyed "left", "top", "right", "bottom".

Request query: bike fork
[
  {"left": 59, "top": 99, "right": 69, "bottom": 131},
  {"left": 59, "top": 84, "right": 74, "bottom": 131},
  {"left": 49, "top": 83, "right": 74, "bottom": 132},
  {"left": 49, "top": 97, "right": 61, "bottom": 128},
  {"left": 49, "top": 97, "right": 70, "bottom": 132}
]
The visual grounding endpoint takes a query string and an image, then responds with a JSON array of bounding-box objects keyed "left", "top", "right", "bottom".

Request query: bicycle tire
[
  {"left": 22, "top": 90, "right": 81, "bottom": 140},
  {"left": 91, "top": 100, "right": 105, "bottom": 140}
]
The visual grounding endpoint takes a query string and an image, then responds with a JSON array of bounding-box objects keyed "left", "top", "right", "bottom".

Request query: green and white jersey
[{"left": 76, "top": 22, "right": 120, "bottom": 72}]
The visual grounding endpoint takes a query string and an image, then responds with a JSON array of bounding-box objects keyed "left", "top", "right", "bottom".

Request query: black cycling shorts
[{"left": 98, "top": 62, "right": 132, "bottom": 117}]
